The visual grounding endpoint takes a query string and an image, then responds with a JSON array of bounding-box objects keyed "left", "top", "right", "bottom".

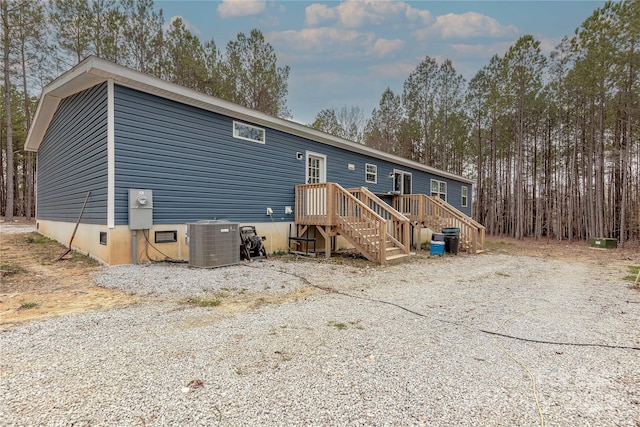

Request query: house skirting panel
[
  {"left": 36, "top": 220, "right": 113, "bottom": 265},
  {"left": 36, "top": 220, "right": 298, "bottom": 265}
]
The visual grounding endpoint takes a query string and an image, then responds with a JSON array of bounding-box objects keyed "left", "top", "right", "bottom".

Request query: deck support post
[{"left": 315, "top": 225, "right": 332, "bottom": 259}]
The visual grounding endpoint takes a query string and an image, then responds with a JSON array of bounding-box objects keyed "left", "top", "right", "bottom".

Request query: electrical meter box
[{"left": 128, "top": 189, "right": 153, "bottom": 230}]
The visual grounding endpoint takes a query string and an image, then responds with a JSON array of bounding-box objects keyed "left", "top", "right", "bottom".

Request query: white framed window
[
  {"left": 431, "top": 179, "right": 447, "bottom": 201},
  {"left": 365, "top": 164, "right": 377, "bottom": 183},
  {"left": 461, "top": 186, "right": 468, "bottom": 207},
  {"left": 233, "top": 121, "right": 265, "bottom": 144}
]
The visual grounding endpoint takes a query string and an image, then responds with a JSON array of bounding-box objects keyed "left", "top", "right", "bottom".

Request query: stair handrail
[
  {"left": 426, "top": 196, "right": 485, "bottom": 252},
  {"left": 427, "top": 196, "right": 486, "bottom": 230},
  {"left": 394, "top": 193, "right": 485, "bottom": 253},
  {"left": 347, "top": 187, "right": 411, "bottom": 254},
  {"left": 333, "top": 184, "right": 387, "bottom": 263},
  {"left": 296, "top": 183, "right": 387, "bottom": 263}
]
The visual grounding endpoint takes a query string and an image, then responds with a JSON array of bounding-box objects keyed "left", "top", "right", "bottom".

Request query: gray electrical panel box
[{"left": 128, "top": 189, "right": 153, "bottom": 230}]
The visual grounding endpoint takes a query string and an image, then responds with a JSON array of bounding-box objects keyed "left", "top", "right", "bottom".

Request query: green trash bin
[{"left": 442, "top": 228, "right": 460, "bottom": 255}]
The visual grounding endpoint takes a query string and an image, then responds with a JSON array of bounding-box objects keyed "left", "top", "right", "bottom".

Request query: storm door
[{"left": 305, "top": 152, "right": 327, "bottom": 216}]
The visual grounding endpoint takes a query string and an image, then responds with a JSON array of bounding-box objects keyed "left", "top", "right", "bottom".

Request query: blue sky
[{"left": 154, "top": 0, "right": 602, "bottom": 124}]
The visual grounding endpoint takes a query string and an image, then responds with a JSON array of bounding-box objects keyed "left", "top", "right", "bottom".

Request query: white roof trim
[{"left": 25, "top": 56, "right": 474, "bottom": 185}]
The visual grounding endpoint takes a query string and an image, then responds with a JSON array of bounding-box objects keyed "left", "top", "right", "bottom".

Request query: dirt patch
[
  {"left": 0, "top": 229, "right": 138, "bottom": 328},
  {"left": 484, "top": 235, "right": 640, "bottom": 270}
]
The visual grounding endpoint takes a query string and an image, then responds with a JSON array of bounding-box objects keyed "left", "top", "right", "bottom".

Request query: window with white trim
[
  {"left": 461, "top": 186, "right": 468, "bottom": 207},
  {"left": 365, "top": 164, "right": 377, "bottom": 183},
  {"left": 233, "top": 121, "right": 265, "bottom": 144},
  {"left": 430, "top": 179, "right": 447, "bottom": 201}
]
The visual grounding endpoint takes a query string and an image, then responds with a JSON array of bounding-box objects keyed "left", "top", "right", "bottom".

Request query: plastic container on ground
[
  {"left": 430, "top": 241, "right": 445, "bottom": 256},
  {"left": 441, "top": 227, "right": 460, "bottom": 237},
  {"left": 441, "top": 227, "right": 460, "bottom": 255},
  {"left": 444, "top": 236, "right": 459, "bottom": 254}
]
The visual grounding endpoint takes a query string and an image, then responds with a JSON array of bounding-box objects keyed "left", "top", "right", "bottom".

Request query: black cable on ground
[
  {"left": 243, "top": 263, "right": 640, "bottom": 352},
  {"left": 478, "top": 329, "right": 640, "bottom": 351},
  {"left": 142, "top": 230, "right": 188, "bottom": 263}
]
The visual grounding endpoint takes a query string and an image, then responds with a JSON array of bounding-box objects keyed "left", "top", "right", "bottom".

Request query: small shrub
[{"left": 19, "top": 301, "right": 39, "bottom": 310}]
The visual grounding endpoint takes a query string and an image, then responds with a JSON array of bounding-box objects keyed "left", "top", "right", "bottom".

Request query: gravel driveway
[{"left": 1, "top": 253, "right": 639, "bottom": 426}]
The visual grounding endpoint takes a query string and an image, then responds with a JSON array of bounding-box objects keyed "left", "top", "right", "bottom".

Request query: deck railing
[
  {"left": 347, "top": 187, "right": 411, "bottom": 254},
  {"left": 295, "top": 183, "right": 388, "bottom": 262},
  {"left": 393, "top": 194, "right": 485, "bottom": 253}
]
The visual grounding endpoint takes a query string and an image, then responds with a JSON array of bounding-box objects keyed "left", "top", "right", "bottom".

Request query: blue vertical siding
[
  {"left": 113, "top": 85, "right": 472, "bottom": 224},
  {"left": 36, "top": 83, "right": 108, "bottom": 223}
]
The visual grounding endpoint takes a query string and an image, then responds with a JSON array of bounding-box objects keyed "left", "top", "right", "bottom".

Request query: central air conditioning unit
[{"left": 187, "top": 220, "right": 240, "bottom": 268}]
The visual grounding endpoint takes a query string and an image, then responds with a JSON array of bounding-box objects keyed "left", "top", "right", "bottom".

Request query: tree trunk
[{"left": 2, "top": 0, "right": 14, "bottom": 221}]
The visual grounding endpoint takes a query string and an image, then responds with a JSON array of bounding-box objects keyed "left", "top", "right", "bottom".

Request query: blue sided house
[{"left": 26, "top": 57, "right": 484, "bottom": 265}]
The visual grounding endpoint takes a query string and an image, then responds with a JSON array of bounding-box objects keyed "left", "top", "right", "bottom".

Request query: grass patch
[
  {"left": 327, "top": 319, "right": 364, "bottom": 331},
  {"left": 348, "top": 320, "right": 365, "bottom": 330},
  {"left": 19, "top": 301, "right": 39, "bottom": 310},
  {"left": 0, "top": 263, "right": 26, "bottom": 276},
  {"left": 328, "top": 320, "right": 348, "bottom": 330},
  {"left": 25, "top": 235, "right": 54, "bottom": 244},
  {"left": 624, "top": 265, "right": 639, "bottom": 284},
  {"left": 184, "top": 297, "right": 221, "bottom": 307}
]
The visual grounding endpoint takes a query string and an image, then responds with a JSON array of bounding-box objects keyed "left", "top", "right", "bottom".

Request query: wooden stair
[
  {"left": 295, "top": 183, "right": 411, "bottom": 264},
  {"left": 393, "top": 194, "right": 485, "bottom": 254}
]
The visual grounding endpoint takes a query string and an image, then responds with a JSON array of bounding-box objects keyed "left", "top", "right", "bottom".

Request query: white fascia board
[
  {"left": 25, "top": 58, "right": 108, "bottom": 152},
  {"left": 26, "top": 56, "right": 475, "bottom": 185}
]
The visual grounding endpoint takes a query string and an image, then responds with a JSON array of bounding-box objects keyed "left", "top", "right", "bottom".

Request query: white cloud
[
  {"left": 268, "top": 28, "right": 402, "bottom": 59},
  {"left": 218, "top": 0, "right": 266, "bottom": 18},
  {"left": 305, "top": 4, "right": 337, "bottom": 26},
  {"left": 305, "top": 0, "right": 433, "bottom": 28},
  {"left": 370, "top": 38, "right": 404, "bottom": 57},
  {"left": 269, "top": 27, "right": 375, "bottom": 56},
  {"left": 415, "top": 12, "right": 518, "bottom": 40}
]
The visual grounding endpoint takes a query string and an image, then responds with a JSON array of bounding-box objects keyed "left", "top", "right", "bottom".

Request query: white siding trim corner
[{"left": 107, "top": 79, "right": 115, "bottom": 228}]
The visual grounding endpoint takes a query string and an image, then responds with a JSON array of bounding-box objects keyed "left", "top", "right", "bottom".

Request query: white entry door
[
  {"left": 306, "top": 152, "right": 326, "bottom": 184},
  {"left": 305, "top": 152, "right": 327, "bottom": 215}
]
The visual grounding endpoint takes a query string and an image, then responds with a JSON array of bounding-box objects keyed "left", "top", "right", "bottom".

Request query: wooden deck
[
  {"left": 294, "top": 183, "right": 485, "bottom": 263},
  {"left": 294, "top": 183, "right": 410, "bottom": 264}
]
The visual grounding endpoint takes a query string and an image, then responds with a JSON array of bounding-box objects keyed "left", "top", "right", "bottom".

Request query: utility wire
[
  {"left": 243, "top": 263, "right": 640, "bottom": 352},
  {"left": 142, "top": 230, "right": 187, "bottom": 263},
  {"left": 242, "top": 262, "right": 640, "bottom": 427}
]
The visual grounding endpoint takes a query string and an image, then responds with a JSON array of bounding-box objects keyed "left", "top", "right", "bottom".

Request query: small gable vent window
[
  {"left": 365, "top": 164, "right": 377, "bottom": 183},
  {"left": 155, "top": 230, "right": 177, "bottom": 243},
  {"left": 233, "top": 121, "right": 265, "bottom": 144}
]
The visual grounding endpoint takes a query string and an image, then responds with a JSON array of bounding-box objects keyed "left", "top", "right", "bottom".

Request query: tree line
[
  {"left": 311, "top": 0, "right": 639, "bottom": 245},
  {"left": 1, "top": 0, "right": 290, "bottom": 222},
  {"left": 2, "top": 0, "right": 638, "bottom": 245}
]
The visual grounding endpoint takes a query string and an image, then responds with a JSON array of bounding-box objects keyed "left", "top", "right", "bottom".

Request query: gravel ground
[
  {"left": 0, "top": 222, "right": 36, "bottom": 234},
  {"left": 1, "top": 253, "right": 639, "bottom": 426}
]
